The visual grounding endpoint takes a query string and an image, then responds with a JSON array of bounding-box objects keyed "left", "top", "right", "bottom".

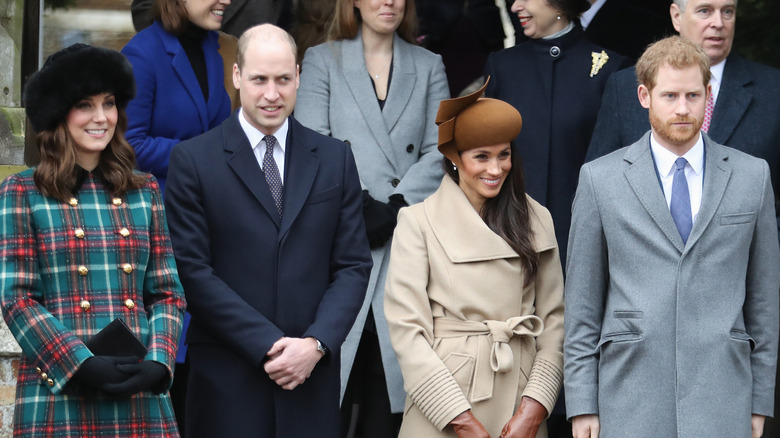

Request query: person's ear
[{"left": 638, "top": 84, "right": 651, "bottom": 109}]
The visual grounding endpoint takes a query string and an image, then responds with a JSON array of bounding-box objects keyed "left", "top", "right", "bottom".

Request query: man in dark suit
[
  {"left": 586, "top": 0, "right": 780, "bottom": 208},
  {"left": 164, "top": 24, "right": 372, "bottom": 438}
]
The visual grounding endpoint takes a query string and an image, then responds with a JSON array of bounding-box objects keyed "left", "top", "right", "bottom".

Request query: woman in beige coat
[{"left": 384, "top": 81, "right": 564, "bottom": 438}]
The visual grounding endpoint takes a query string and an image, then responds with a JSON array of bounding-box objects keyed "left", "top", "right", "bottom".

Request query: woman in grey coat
[{"left": 296, "top": 0, "right": 449, "bottom": 436}]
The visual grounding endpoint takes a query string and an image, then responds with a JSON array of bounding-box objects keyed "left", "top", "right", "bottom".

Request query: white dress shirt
[
  {"left": 709, "top": 59, "right": 725, "bottom": 106},
  {"left": 238, "top": 108, "right": 288, "bottom": 182},
  {"left": 650, "top": 133, "right": 705, "bottom": 223},
  {"left": 580, "top": 0, "right": 607, "bottom": 30}
]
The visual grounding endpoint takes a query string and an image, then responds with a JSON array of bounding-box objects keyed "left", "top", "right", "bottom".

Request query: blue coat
[
  {"left": 122, "top": 21, "right": 231, "bottom": 193},
  {"left": 586, "top": 53, "right": 780, "bottom": 216},
  {"left": 164, "top": 114, "right": 372, "bottom": 437},
  {"left": 484, "top": 25, "right": 627, "bottom": 260}
]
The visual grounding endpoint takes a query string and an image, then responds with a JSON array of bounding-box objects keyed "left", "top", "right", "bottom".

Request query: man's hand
[
  {"left": 572, "top": 414, "right": 600, "bottom": 438},
  {"left": 752, "top": 414, "right": 765, "bottom": 438},
  {"left": 263, "top": 337, "right": 323, "bottom": 390}
]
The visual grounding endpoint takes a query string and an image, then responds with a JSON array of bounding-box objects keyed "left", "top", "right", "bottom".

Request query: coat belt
[{"left": 433, "top": 316, "right": 544, "bottom": 402}]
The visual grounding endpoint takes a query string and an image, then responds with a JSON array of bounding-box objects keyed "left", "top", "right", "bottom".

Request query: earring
[
  {"left": 556, "top": 12, "right": 562, "bottom": 20},
  {"left": 453, "top": 164, "right": 457, "bottom": 171}
]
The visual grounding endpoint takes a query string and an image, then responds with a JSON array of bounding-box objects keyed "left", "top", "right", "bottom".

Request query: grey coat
[
  {"left": 296, "top": 32, "right": 449, "bottom": 413},
  {"left": 564, "top": 132, "right": 780, "bottom": 437}
]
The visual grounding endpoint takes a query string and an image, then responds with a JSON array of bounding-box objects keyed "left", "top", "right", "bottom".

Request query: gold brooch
[{"left": 590, "top": 51, "right": 610, "bottom": 77}]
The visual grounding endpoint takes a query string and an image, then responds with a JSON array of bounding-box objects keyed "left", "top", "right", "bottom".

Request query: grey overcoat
[
  {"left": 564, "top": 132, "right": 780, "bottom": 437},
  {"left": 296, "top": 31, "right": 449, "bottom": 412}
]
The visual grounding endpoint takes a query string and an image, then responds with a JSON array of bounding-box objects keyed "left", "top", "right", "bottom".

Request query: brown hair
[
  {"left": 152, "top": 0, "right": 190, "bottom": 35},
  {"left": 327, "top": 0, "right": 418, "bottom": 44},
  {"left": 443, "top": 148, "right": 539, "bottom": 286},
  {"left": 33, "top": 108, "right": 146, "bottom": 202},
  {"left": 636, "top": 36, "right": 711, "bottom": 92}
]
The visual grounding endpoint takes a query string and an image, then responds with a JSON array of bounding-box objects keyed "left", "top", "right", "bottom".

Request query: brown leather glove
[
  {"left": 499, "top": 396, "right": 548, "bottom": 438},
  {"left": 450, "top": 410, "right": 490, "bottom": 438}
]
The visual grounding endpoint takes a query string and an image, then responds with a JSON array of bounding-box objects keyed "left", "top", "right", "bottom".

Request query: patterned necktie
[
  {"left": 702, "top": 91, "right": 714, "bottom": 133},
  {"left": 262, "top": 135, "right": 283, "bottom": 217},
  {"left": 670, "top": 157, "right": 692, "bottom": 243}
]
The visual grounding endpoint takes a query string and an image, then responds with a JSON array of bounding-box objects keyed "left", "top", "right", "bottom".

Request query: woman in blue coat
[
  {"left": 121, "top": 0, "right": 232, "bottom": 193},
  {"left": 484, "top": 0, "right": 627, "bottom": 262}
]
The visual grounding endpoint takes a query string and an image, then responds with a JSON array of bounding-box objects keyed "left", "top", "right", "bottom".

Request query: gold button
[
  {"left": 68, "top": 198, "right": 78, "bottom": 206},
  {"left": 112, "top": 198, "right": 122, "bottom": 206},
  {"left": 77, "top": 266, "right": 88, "bottom": 276},
  {"left": 119, "top": 227, "right": 130, "bottom": 237},
  {"left": 124, "top": 299, "right": 135, "bottom": 309},
  {"left": 122, "top": 263, "right": 133, "bottom": 274},
  {"left": 35, "top": 367, "right": 42, "bottom": 375},
  {"left": 40, "top": 372, "right": 48, "bottom": 380},
  {"left": 80, "top": 300, "right": 90, "bottom": 311},
  {"left": 75, "top": 228, "right": 85, "bottom": 239},
  {"left": 46, "top": 379, "right": 54, "bottom": 387}
]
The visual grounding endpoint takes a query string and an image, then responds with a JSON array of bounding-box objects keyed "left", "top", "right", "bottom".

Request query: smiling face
[
  {"left": 355, "top": 0, "right": 405, "bottom": 37},
  {"left": 639, "top": 63, "right": 709, "bottom": 155},
  {"left": 511, "top": 0, "right": 567, "bottom": 39},
  {"left": 66, "top": 93, "right": 118, "bottom": 170},
  {"left": 457, "top": 143, "right": 512, "bottom": 211},
  {"left": 182, "top": 0, "right": 231, "bottom": 30},
  {"left": 233, "top": 31, "right": 299, "bottom": 136},
  {"left": 671, "top": 0, "right": 736, "bottom": 65}
]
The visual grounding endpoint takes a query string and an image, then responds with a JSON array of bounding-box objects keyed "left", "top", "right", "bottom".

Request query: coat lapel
[
  {"left": 204, "top": 31, "right": 227, "bottom": 125},
  {"left": 158, "top": 23, "right": 209, "bottom": 131},
  {"left": 341, "top": 34, "right": 399, "bottom": 171},
  {"left": 279, "top": 118, "right": 319, "bottom": 240},
  {"left": 685, "top": 136, "right": 731, "bottom": 249},
  {"left": 709, "top": 54, "right": 752, "bottom": 144},
  {"left": 623, "top": 133, "right": 686, "bottom": 253},
  {"left": 223, "top": 114, "right": 282, "bottom": 227},
  {"left": 381, "top": 35, "right": 415, "bottom": 139}
]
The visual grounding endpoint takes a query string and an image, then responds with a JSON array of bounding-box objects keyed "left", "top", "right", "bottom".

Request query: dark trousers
[
  {"left": 341, "top": 315, "right": 402, "bottom": 438},
  {"left": 170, "top": 359, "right": 189, "bottom": 436}
]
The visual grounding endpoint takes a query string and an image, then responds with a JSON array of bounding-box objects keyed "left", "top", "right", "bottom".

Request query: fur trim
[{"left": 24, "top": 44, "right": 136, "bottom": 133}]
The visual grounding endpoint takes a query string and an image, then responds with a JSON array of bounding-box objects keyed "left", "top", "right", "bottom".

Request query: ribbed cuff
[
  {"left": 408, "top": 367, "right": 472, "bottom": 431},
  {"left": 521, "top": 357, "right": 563, "bottom": 417}
]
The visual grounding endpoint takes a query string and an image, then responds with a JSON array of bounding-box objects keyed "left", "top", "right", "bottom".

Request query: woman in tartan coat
[{"left": 0, "top": 44, "right": 186, "bottom": 437}]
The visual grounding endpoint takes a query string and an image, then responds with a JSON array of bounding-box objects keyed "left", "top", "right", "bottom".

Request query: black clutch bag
[{"left": 86, "top": 318, "right": 147, "bottom": 358}]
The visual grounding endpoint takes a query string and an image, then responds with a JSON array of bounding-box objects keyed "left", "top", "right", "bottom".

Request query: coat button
[
  {"left": 40, "top": 372, "right": 48, "bottom": 380},
  {"left": 124, "top": 299, "right": 135, "bottom": 310},
  {"left": 77, "top": 266, "right": 88, "bottom": 276},
  {"left": 119, "top": 227, "right": 130, "bottom": 237},
  {"left": 406, "top": 144, "right": 414, "bottom": 153},
  {"left": 344, "top": 140, "right": 351, "bottom": 146},
  {"left": 122, "top": 264, "right": 133, "bottom": 274},
  {"left": 391, "top": 178, "right": 400, "bottom": 187},
  {"left": 68, "top": 198, "right": 78, "bottom": 207},
  {"left": 35, "top": 367, "right": 42, "bottom": 375},
  {"left": 46, "top": 379, "right": 54, "bottom": 387},
  {"left": 74, "top": 228, "right": 85, "bottom": 239},
  {"left": 549, "top": 46, "right": 561, "bottom": 58},
  {"left": 112, "top": 198, "right": 123, "bottom": 206},
  {"left": 80, "top": 300, "right": 91, "bottom": 311}
]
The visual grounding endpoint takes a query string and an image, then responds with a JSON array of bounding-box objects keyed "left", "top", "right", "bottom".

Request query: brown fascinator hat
[{"left": 435, "top": 77, "right": 523, "bottom": 168}]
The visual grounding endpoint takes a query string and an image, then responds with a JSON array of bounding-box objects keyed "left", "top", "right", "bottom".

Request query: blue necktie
[
  {"left": 262, "top": 135, "right": 283, "bottom": 217},
  {"left": 670, "top": 157, "right": 692, "bottom": 243}
]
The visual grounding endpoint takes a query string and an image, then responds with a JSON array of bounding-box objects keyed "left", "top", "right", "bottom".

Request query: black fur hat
[{"left": 24, "top": 43, "right": 136, "bottom": 133}]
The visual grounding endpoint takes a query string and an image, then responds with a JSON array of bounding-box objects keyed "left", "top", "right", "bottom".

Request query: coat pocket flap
[
  {"left": 597, "top": 331, "right": 643, "bottom": 349},
  {"left": 729, "top": 329, "right": 756, "bottom": 351},
  {"left": 720, "top": 212, "right": 755, "bottom": 225}
]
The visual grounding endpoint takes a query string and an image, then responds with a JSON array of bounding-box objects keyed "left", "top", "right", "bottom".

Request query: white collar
[
  {"left": 238, "top": 108, "right": 289, "bottom": 152},
  {"left": 650, "top": 132, "right": 705, "bottom": 178},
  {"left": 580, "top": 0, "right": 607, "bottom": 29}
]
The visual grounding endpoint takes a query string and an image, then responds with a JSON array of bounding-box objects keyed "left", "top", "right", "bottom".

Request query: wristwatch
[{"left": 316, "top": 339, "right": 327, "bottom": 356}]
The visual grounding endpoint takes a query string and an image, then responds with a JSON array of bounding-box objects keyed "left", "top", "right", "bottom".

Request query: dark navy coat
[
  {"left": 485, "top": 25, "right": 627, "bottom": 259},
  {"left": 164, "top": 114, "right": 372, "bottom": 438}
]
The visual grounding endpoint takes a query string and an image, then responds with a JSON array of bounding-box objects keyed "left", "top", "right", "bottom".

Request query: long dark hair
[
  {"left": 34, "top": 108, "right": 146, "bottom": 202},
  {"left": 443, "top": 147, "right": 539, "bottom": 285}
]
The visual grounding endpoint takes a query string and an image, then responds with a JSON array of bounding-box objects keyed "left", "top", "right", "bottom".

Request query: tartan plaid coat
[{"left": 0, "top": 168, "right": 186, "bottom": 437}]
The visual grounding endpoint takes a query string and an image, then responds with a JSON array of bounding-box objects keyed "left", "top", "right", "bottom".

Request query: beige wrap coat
[{"left": 384, "top": 176, "right": 564, "bottom": 437}]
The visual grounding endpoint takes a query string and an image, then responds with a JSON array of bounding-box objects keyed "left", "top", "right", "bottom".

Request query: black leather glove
[
  {"left": 102, "top": 360, "right": 168, "bottom": 397},
  {"left": 73, "top": 355, "right": 138, "bottom": 387},
  {"left": 362, "top": 191, "right": 407, "bottom": 249}
]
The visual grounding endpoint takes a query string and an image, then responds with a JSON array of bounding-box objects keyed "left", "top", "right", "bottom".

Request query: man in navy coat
[
  {"left": 164, "top": 24, "right": 372, "bottom": 438},
  {"left": 586, "top": 0, "right": 780, "bottom": 217}
]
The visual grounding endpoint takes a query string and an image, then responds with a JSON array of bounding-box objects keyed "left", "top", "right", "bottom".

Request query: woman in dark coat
[
  {"left": 0, "top": 44, "right": 185, "bottom": 437},
  {"left": 484, "top": 0, "right": 628, "bottom": 261}
]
